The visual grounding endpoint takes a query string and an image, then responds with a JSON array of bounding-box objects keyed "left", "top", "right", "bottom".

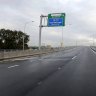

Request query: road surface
[{"left": 0, "top": 46, "right": 96, "bottom": 96}]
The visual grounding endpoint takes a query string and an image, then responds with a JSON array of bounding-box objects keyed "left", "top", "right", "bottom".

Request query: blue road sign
[{"left": 48, "top": 18, "right": 63, "bottom": 26}]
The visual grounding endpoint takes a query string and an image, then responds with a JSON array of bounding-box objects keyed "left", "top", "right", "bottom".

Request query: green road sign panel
[{"left": 48, "top": 13, "right": 65, "bottom": 27}]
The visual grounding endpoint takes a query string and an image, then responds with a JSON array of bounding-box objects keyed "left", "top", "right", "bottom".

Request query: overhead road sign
[
  {"left": 48, "top": 13, "right": 65, "bottom": 27},
  {"left": 39, "top": 13, "right": 66, "bottom": 50}
]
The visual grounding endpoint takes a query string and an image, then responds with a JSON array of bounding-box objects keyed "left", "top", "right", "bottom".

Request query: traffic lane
[
  {"left": 27, "top": 47, "right": 96, "bottom": 96},
  {"left": 0, "top": 47, "right": 82, "bottom": 96},
  {"left": 0, "top": 56, "right": 73, "bottom": 96}
]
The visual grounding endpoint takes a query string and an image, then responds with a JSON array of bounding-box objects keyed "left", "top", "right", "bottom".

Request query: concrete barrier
[
  {"left": 0, "top": 49, "right": 59, "bottom": 60},
  {"left": 0, "top": 47, "right": 75, "bottom": 61}
]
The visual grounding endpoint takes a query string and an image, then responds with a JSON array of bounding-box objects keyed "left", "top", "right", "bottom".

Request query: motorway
[{"left": 0, "top": 46, "right": 96, "bottom": 96}]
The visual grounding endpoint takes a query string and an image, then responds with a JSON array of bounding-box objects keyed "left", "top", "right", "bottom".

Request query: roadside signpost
[{"left": 39, "top": 13, "right": 66, "bottom": 50}]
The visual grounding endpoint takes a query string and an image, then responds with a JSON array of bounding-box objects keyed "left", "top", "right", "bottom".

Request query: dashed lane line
[
  {"left": 90, "top": 48, "right": 96, "bottom": 55},
  {"left": 72, "top": 56, "right": 77, "bottom": 60},
  {"left": 8, "top": 65, "right": 19, "bottom": 68}
]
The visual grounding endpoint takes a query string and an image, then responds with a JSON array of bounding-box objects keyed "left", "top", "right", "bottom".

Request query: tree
[{"left": 0, "top": 29, "right": 29, "bottom": 49}]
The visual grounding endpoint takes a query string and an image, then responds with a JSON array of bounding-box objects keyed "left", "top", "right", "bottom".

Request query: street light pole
[
  {"left": 61, "top": 27, "right": 64, "bottom": 47},
  {"left": 60, "top": 24, "right": 71, "bottom": 48},
  {"left": 23, "top": 21, "right": 34, "bottom": 51},
  {"left": 93, "top": 34, "right": 95, "bottom": 46},
  {"left": 39, "top": 15, "right": 43, "bottom": 50}
]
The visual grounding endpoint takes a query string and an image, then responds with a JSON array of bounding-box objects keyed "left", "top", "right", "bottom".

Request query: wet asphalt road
[{"left": 0, "top": 46, "right": 96, "bottom": 96}]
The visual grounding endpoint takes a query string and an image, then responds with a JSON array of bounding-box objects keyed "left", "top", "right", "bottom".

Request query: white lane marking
[
  {"left": 72, "top": 56, "right": 77, "bottom": 60},
  {"left": 8, "top": 65, "right": 19, "bottom": 68},
  {"left": 91, "top": 48, "right": 96, "bottom": 54}
]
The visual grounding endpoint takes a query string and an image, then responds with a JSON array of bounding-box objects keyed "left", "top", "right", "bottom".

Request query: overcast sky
[{"left": 0, "top": 0, "right": 96, "bottom": 47}]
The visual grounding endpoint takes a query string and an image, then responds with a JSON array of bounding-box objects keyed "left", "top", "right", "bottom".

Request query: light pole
[
  {"left": 60, "top": 27, "right": 64, "bottom": 48},
  {"left": 23, "top": 21, "right": 34, "bottom": 51},
  {"left": 60, "top": 24, "right": 72, "bottom": 48},
  {"left": 93, "top": 34, "right": 95, "bottom": 46}
]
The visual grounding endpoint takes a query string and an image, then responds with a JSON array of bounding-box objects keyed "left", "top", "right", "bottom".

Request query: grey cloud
[{"left": 0, "top": 0, "right": 96, "bottom": 46}]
